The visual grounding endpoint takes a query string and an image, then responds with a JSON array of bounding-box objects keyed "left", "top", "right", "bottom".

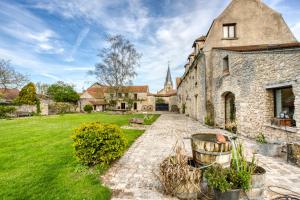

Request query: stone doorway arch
[{"left": 224, "top": 92, "right": 236, "bottom": 125}]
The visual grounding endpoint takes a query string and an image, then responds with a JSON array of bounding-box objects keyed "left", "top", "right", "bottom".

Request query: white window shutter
[
  {"left": 229, "top": 26, "right": 235, "bottom": 38},
  {"left": 223, "top": 26, "right": 228, "bottom": 38}
]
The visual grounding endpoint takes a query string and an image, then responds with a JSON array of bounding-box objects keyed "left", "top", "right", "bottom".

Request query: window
[
  {"left": 134, "top": 93, "right": 138, "bottom": 100},
  {"left": 125, "top": 93, "right": 129, "bottom": 98},
  {"left": 118, "top": 93, "right": 122, "bottom": 98},
  {"left": 110, "top": 93, "right": 114, "bottom": 98},
  {"left": 223, "top": 56, "right": 229, "bottom": 73},
  {"left": 273, "top": 87, "right": 295, "bottom": 126},
  {"left": 223, "top": 24, "right": 236, "bottom": 38}
]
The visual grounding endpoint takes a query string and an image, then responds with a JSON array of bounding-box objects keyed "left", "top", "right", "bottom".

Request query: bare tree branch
[
  {"left": 89, "top": 35, "right": 142, "bottom": 95},
  {"left": 0, "top": 59, "right": 28, "bottom": 90}
]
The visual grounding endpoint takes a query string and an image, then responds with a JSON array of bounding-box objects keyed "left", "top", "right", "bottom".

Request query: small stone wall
[{"left": 16, "top": 105, "right": 36, "bottom": 113}]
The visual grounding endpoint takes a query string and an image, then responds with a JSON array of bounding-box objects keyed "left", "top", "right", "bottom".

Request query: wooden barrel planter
[
  {"left": 191, "top": 133, "right": 232, "bottom": 167},
  {"left": 246, "top": 165, "right": 266, "bottom": 200}
]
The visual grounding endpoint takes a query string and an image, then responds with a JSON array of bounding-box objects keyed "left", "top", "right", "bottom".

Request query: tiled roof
[
  {"left": 188, "top": 52, "right": 195, "bottom": 57},
  {"left": 193, "top": 36, "right": 206, "bottom": 47},
  {"left": 154, "top": 91, "right": 177, "bottom": 97},
  {"left": 0, "top": 88, "right": 19, "bottom": 100},
  {"left": 89, "top": 100, "right": 107, "bottom": 105},
  {"left": 86, "top": 87, "right": 107, "bottom": 99},
  {"left": 106, "top": 85, "right": 149, "bottom": 93},
  {"left": 213, "top": 43, "right": 300, "bottom": 52},
  {"left": 85, "top": 84, "right": 149, "bottom": 99}
]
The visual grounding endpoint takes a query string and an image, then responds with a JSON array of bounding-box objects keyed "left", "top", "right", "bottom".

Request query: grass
[{"left": 0, "top": 112, "right": 160, "bottom": 200}]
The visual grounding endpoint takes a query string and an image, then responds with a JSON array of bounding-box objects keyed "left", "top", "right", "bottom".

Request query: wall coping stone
[{"left": 264, "top": 124, "right": 298, "bottom": 133}]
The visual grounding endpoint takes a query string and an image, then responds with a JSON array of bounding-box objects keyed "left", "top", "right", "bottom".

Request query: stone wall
[
  {"left": 177, "top": 53, "right": 207, "bottom": 121},
  {"left": 211, "top": 48, "right": 300, "bottom": 142},
  {"left": 16, "top": 105, "right": 37, "bottom": 113}
]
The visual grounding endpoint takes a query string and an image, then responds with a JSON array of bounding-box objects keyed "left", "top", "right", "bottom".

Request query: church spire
[{"left": 164, "top": 62, "right": 173, "bottom": 88}]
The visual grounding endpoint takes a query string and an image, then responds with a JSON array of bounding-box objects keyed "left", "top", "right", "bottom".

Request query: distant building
[
  {"left": 79, "top": 83, "right": 151, "bottom": 112},
  {"left": 150, "top": 65, "right": 177, "bottom": 111},
  {"left": 0, "top": 88, "right": 19, "bottom": 104},
  {"left": 80, "top": 66, "right": 178, "bottom": 112}
]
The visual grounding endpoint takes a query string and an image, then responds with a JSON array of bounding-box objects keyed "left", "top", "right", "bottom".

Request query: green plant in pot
[
  {"left": 256, "top": 132, "right": 281, "bottom": 157},
  {"left": 204, "top": 144, "right": 254, "bottom": 200}
]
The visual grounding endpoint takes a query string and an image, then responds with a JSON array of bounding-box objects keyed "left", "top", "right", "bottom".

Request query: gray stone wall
[
  {"left": 211, "top": 48, "right": 300, "bottom": 142},
  {"left": 177, "top": 53, "right": 207, "bottom": 121}
]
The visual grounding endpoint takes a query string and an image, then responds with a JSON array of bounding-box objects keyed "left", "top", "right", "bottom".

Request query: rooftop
[{"left": 213, "top": 42, "right": 300, "bottom": 52}]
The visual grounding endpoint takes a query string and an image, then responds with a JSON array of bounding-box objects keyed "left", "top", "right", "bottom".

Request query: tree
[
  {"left": 90, "top": 35, "right": 141, "bottom": 95},
  {"left": 0, "top": 59, "right": 28, "bottom": 89},
  {"left": 47, "top": 81, "right": 79, "bottom": 103},
  {"left": 15, "top": 82, "right": 39, "bottom": 105},
  {"left": 36, "top": 82, "right": 50, "bottom": 95}
]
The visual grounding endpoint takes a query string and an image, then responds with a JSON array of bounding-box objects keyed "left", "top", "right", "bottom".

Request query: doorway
[
  {"left": 133, "top": 102, "right": 137, "bottom": 110},
  {"left": 225, "top": 92, "right": 236, "bottom": 124},
  {"left": 121, "top": 103, "right": 126, "bottom": 110}
]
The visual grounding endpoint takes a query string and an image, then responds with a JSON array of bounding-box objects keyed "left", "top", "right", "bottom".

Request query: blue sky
[{"left": 0, "top": 0, "right": 300, "bottom": 92}]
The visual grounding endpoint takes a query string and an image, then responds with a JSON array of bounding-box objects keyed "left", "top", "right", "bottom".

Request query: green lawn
[{"left": 0, "top": 112, "right": 160, "bottom": 200}]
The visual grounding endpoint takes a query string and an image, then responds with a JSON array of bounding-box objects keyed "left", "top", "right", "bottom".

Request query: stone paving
[{"left": 102, "top": 114, "right": 300, "bottom": 199}]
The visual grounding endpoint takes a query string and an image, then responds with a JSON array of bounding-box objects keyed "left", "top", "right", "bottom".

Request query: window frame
[
  {"left": 271, "top": 86, "right": 296, "bottom": 127},
  {"left": 223, "top": 55, "right": 229, "bottom": 74},
  {"left": 223, "top": 23, "right": 237, "bottom": 39}
]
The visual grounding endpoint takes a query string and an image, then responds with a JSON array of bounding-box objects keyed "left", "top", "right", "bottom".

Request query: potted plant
[
  {"left": 245, "top": 165, "right": 266, "bottom": 200},
  {"left": 204, "top": 143, "right": 254, "bottom": 200},
  {"left": 204, "top": 164, "right": 250, "bottom": 200},
  {"left": 256, "top": 132, "right": 281, "bottom": 157},
  {"left": 159, "top": 147, "right": 202, "bottom": 199},
  {"left": 234, "top": 143, "right": 267, "bottom": 200}
]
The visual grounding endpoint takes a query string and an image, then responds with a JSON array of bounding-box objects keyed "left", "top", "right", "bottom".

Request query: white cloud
[
  {"left": 33, "top": 0, "right": 230, "bottom": 92},
  {"left": 34, "top": 0, "right": 149, "bottom": 39},
  {"left": 65, "top": 27, "right": 90, "bottom": 62},
  {"left": 0, "top": 1, "right": 64, "bottom": 55}
]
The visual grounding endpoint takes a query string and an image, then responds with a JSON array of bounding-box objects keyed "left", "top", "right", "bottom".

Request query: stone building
[
  {"left": 149, "top": 66, "right": 177, "bottom": 111},
  {"left": 177, "top": 0, "right": 300, "bottom": 142},
  {"left": 79, "top": 83, "right": 151, "bottom": 112}
]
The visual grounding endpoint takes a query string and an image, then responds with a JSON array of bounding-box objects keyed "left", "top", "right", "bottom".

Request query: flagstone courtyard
[{"left": 102, "top": 113, "right": 300, "bottom": 200}]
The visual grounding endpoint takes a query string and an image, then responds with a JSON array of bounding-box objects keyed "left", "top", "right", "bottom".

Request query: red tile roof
[
  {"left": 0, "top": 88, "right": 19, "bottom": 101},
  {"left": 89, "top": 100, "right": 107, "bottom": 105},
  {"left": 85, "top": 84, "right": 149, "bottom": 99},
  {"left": 86, "top": 87, "right": 107, "bottom": 99},
  {"left": 154, "top": 92, "right": 177, "bottom": 97},
  {"left": 213, "top": 43, "right": 300, "bottom": 52}
]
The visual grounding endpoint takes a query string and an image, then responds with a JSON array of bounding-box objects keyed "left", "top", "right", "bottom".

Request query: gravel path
[{"left": 102, "top": 114, "right": 300, "bottom": 199}]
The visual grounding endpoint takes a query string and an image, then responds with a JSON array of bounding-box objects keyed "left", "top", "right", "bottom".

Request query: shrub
[
  {"left": 0, "top": 105, "right": 16, "bottom": 118},
  {"left": 47, "top": 81, "right": 79, "bottom": 103},
  {"left": 14, "top": 82, "right": 39, "bottom": 105},
  {"left": 204, "top": 115, "right": 214, "bottom": 126},
  {"left": 84, "top": 104, "right": 93, "bottom": 113},
  {"left": 256, "top": 132, "right": 267, "bottom": 144},
  {"left": 171, "top": 105, "right": 179, "bottom": 112},
  {"left": 182, "top": 103, "right": 186, "bottom": 114},
  {"left": 49, "top": 102, "right": 73, "bottom": 114},
  {"left": 204, "top": 164, "right": 231, "bottom": 192},
  {"left": 71, "top": 122, "right": 127, "bottom": 166}
]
